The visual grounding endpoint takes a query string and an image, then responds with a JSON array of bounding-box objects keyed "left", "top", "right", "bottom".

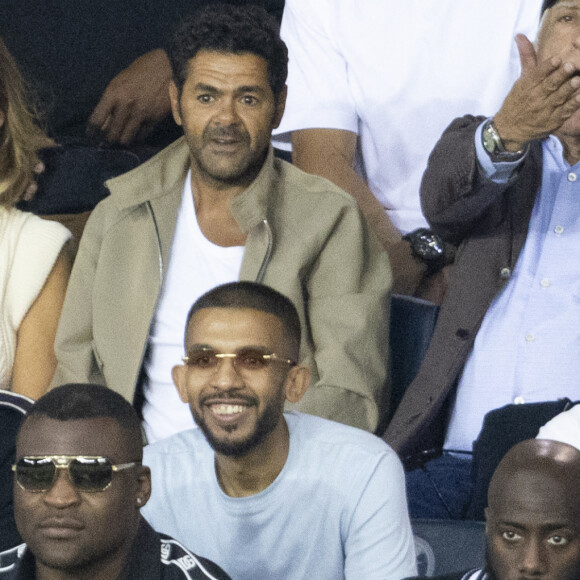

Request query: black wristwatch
[{"left": 403, "top": 228, "right": 448, "bottom": 273}]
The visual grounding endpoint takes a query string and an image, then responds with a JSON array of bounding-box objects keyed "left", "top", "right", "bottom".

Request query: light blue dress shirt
[{"left": 445, "top": 123, "right": 580, "bottom": 452}]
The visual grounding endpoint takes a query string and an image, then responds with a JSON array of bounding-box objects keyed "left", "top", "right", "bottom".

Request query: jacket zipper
[{"left": 255, "top": 218, "right": 273, "bottom": 283}]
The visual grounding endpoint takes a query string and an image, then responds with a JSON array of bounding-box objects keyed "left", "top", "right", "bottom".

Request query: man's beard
[
  {"left": 191, "top": 390, "right": 284, "bottom": 457},
  {"left": 185, "top": 122, "right": 266, "bottom": 186}
]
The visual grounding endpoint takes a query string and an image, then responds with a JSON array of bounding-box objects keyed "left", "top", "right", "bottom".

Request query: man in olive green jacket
[
  {"left": 52, "top": 5, "right": 391, "bottom": 437},
  {"left": 53, "top": 137, "right": 390, "bottom": 432}
]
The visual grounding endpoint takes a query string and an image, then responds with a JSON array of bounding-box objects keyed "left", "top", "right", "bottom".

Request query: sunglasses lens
[
  {"left": 236, "top": 349, "right": 269, "bottom": 370},
  {"left": 15, "top": 458, "right": 55, "bottom": 491},
  {"left": 186, "top": 350, "right": 218, "bottom": 369},
  {"left": 70, "top": 459, "right": 113, "bottom": 491}
]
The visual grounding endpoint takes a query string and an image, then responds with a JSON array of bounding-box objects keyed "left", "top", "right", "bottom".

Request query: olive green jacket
[{"left": 53, "top": 138, "right": 391, "bottom": 431}]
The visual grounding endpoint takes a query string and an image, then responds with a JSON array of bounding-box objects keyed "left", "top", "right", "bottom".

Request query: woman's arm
[{"left": 12, "top": 248, "right": 71, "bottom": 398}]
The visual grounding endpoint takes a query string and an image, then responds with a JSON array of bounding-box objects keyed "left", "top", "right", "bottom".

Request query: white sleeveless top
[{"left": 0, "top": 207, "right": 71, "bottom": 389}]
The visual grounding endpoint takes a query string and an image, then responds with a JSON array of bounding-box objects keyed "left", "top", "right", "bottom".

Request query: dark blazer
[{"left": 384, "top": 115, "right": 543, "bottom": 461}]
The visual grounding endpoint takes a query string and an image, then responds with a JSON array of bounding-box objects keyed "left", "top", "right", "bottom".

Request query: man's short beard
[{"left": 191, "top": 391, "right": 284, "bottom": 457}]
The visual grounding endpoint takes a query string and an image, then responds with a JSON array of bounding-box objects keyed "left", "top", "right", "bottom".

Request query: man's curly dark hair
[
  {"left": 169, "top": 2, "right": 288, "bottom": 100},
  {"left": 541, "top": 0, "right": 560, "bottom": 16}
]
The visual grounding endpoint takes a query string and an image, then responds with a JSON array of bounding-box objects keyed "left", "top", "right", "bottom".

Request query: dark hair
[
  {"left": 541, "top": 0, "right": 559, "bottom": 15},
  {"left": 168, "top": 2, "right": 288, "bottom": 99},
  {"left": 22, "top": 384, "right": 143, "bottom": 458},
  {"left": 186, "top": 282, "right": 301, "bottom": 358}
]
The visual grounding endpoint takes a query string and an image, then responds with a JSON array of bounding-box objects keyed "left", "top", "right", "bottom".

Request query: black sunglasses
[{"left": 12, "top": 455, "right": 139, "bottom": 493}]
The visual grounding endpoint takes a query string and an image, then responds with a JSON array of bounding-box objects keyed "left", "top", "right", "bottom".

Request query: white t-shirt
[
  {"left": 142, "top": 411, "right": 417, "bottom": 580},
  {"left": 274, "top": 0, "right": 543, "bottom": 233},
  {"left": 142, "top": 171, "right": 244, "bottom": 443}
]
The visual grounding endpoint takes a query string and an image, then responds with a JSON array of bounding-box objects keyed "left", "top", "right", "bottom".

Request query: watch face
[
  {"left": 483, "top": 125, "right": 497, "bottom": 154},
  {"left": 416, "top": 233, "right": 445, "bottom": 261}
]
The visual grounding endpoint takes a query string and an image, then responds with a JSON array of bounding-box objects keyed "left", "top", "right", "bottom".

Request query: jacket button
[
  {"left": 500, "top": 267, "right": 511, "bottom": 279},
  {"left": 456, "top": 328, "right": 470, "bottom": 340}
]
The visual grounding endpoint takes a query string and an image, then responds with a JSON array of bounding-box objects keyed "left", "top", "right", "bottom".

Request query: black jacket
[{"left": 3, "top": 518, "right": 231, "bottom": 580}]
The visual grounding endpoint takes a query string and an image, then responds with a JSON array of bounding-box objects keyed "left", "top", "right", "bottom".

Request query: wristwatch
[
  {"left": 481, "top": 118, "right": 527, "bottom": 162},
  {"left": 403, "top": 228, "right": 448, "bottom": 273}
]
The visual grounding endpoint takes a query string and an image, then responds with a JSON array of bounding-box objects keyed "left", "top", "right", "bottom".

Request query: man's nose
[
  {"left": 519, "top": 538, "right": 548, "bottom": 576},
  {"left": 215, "top": 97, "right": 239, "bottom": 125},
  {"left": 213, "top": 356, "right": 244, "bottom": 387},
  {"left": 43, "top": 469, "right": 81, "bottom": 508}
]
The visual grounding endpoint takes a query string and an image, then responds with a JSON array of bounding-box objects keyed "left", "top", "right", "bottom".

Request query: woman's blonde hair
[{"left": 0, "top": 37, "right": 47, "bottom": 206}]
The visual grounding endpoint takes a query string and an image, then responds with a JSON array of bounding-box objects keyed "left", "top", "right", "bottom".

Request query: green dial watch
[{"left": 482, "top": 119, "right": 526, "bottom": 162}]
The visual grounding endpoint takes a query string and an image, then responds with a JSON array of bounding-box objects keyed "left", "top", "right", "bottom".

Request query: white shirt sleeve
[{"left": 275, "top": 0, "right": 359, "bottom": 137}]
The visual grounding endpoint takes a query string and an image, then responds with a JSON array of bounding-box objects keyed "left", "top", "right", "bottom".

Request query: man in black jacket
[
  {"left": 406, "top": 439, "right": 580, "bottom": 580},
  {"left": 5, "top": 383, "right": 231, "bottom": 580}
]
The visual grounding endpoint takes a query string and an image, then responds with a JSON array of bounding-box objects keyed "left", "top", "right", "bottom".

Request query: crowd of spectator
[{"left": 2, "top": 0, "right": 580, "bottom": 578}]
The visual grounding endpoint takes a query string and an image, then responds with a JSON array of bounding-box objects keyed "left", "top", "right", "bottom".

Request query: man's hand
[
  {"left": 23, "top": 136, "right": 56, "bottom": 201},
  {"left": 87, "top": 49, "right": 173, "bottom": 146},
  {"left": 493, "top": 34, "right": 580, "bottom": 151}
]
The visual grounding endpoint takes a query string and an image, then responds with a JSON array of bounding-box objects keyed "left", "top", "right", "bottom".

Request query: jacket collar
[
  {"left": 106, "top": 136, "right": 278, "bottom": 228},
  {"left": 105, "top": 138, "right": 190, "bottom": 210}
]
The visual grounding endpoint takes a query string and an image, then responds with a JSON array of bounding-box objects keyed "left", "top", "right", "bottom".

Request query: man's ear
[
  {"left": 172, "top": 364, "right": 189, "bottom": 403},
  {"left": 169, "top": 80, "right": 183, "bottom": 126},
  {"left": 284, "top": 365, "right": 311, "bottom": 404},
  {"left": 136, "top": 465, "right": 152, "bottom": 508},
  {"left": 272, "top": 84, "right": 287, "bottom": 130}
]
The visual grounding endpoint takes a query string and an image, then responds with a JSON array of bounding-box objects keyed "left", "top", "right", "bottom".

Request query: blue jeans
[{"left": 406, "top": 452, "right": 474, "bottom": 519}]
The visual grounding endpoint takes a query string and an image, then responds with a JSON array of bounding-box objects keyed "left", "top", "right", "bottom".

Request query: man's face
[
  {"left": 14, "top": 417, "right": 147, "bottom": 576},
  {"left": 537, "top": 0, "right": 580, "bottom": 136},
  {"left": 486, "top": 469, "right": 580, "bottom": 580},
  {"left": 170, "top": 50, "right": 286, "bottom": 189},
  {"left": 173, "top": 307, "right": 294, "bottom": 457}
]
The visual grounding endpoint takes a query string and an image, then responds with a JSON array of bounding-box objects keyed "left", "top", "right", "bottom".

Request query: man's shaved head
[
  {"left": 485, "top": 439, "right": 580, "bottom": 580},
  {"left": 488, "top": 439, "right": 580, "bottom": 509}
]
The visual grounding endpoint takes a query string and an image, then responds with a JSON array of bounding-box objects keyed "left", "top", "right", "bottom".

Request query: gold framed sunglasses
[
  {"left": 12, "top": 455, "right": 139, "bottom": 493},
  {"left": 182, "top": 347, "right": 296, "bottom": 374}
]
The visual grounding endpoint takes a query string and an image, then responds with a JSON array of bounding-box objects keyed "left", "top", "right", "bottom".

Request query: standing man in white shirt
[
  {"left": 384, "top": 0, "right": 580, "bottom": 518},
  {"left": 274, "top": 0, "right": 543, "bottom": 294}
]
